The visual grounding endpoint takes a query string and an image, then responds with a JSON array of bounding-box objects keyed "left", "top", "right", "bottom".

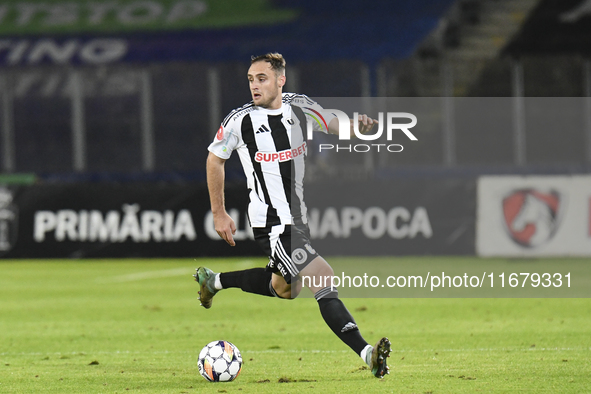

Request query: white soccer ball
[{"left": 198, "top": 340, "right": 242, "bottom": 382}]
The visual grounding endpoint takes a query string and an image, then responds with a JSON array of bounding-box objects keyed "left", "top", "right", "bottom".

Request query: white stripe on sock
[
  {"left": 214, "top": 273, "right": 223, "bottom": 290},
  {"left": 360, "top": 344, "right": 373, "bottom": 367}
]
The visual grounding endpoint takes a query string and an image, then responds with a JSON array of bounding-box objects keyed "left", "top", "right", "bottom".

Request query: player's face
[{"left": 247, "top": 61, "right": 285, "bottom": 109}]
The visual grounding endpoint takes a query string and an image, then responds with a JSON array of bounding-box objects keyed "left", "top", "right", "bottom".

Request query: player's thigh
[{"left": 299, "top": 256, "right": 335, "bottom": 294}]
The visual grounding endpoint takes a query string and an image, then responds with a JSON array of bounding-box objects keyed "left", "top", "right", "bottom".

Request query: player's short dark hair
[{"left": 251, "top": 53, "right": 286, "bottom": 75}]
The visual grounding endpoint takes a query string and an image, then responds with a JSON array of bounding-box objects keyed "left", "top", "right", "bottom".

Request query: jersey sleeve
[
  {"left": 207, "top": 120, "right": 240, "bottom": 160},
  {"left": 290, "top": 94, "right": 337, "bottom": 135}
]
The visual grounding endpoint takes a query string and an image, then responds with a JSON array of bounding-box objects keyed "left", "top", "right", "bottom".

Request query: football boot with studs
[{"left": 194, "top": 267, "right": 219, "bottom": 309}]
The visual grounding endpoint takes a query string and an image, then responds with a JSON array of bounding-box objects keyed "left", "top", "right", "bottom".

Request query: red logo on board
[{"left": 502, "top": 189, "right": 561, "bottom": 248}]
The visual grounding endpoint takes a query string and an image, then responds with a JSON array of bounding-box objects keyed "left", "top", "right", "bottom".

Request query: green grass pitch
[{"left": 1, "top": 258, "right": 590, "bottom": 393}]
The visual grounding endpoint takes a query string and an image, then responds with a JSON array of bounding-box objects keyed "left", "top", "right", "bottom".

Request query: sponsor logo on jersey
[
  {"left": 216, "top": 125, "right": 224, "bottom": 141},
  {"left": 254, "top": 142, "right": 307, "bottom": 163},
  {"left": 502, "top": 189, "right": 562, "bottom": 248}
]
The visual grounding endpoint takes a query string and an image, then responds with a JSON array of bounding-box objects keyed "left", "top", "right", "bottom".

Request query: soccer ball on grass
[{"left": 198, "top": 340, "right": 242, "bottom": 382}]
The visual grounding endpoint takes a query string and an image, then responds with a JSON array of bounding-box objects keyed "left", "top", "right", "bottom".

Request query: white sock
[
  {"left": 360, "top": 344, "right": 373, "bottom": 367},
  {"left": 214, "top": 273, "right": 223, "bottom": 290}
]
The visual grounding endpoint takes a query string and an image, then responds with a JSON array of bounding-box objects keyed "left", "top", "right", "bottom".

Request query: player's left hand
[{"left": 213, "top": 211, "right": 237, "bottom": 247}]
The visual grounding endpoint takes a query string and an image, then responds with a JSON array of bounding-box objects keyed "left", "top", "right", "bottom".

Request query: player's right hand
[{"left": 213, "top": 212, "right": 237, "bottom": 246}]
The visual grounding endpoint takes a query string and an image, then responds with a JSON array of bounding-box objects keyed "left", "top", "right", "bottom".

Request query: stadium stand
[{"left": 0, "top": 0, "right": 589, "bottom": 180}]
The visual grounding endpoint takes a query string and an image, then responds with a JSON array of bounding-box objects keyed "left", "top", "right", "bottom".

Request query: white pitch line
[
  {"left": 2, "top": 347, "right": 589, "bottom": 357},
  {"left": 94, "top": 260, "right": 258, "bottom": 284},
  {"left": 95, "top": 267, "right": 195, "bottom": 283},
  {"left": 230, "top": 259, "right": 258, "bottom": 269}
]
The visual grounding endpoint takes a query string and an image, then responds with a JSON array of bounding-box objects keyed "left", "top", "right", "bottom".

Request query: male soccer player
[{"left": 195, "top": 53, "right": 391, "bottom": 378}]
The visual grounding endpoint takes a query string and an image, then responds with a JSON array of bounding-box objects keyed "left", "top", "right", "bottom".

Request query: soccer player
[{"left": 195, "top": 53, "right": 391, "bottom": 378}]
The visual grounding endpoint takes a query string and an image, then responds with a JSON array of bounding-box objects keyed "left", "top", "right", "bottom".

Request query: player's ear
[{"left": 278, "top": 74, "right": 286, "bottom": 88}]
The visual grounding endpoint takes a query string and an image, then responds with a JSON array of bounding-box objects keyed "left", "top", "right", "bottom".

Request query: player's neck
[{"left": 264, "top": 91, "right": 283, "bottom": 110}]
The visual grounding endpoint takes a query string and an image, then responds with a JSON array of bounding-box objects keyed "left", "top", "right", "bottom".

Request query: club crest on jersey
[
  {"left": 254, "top": 142, "right": 307, "bottom": 163},
  {"left": 216, "top": 126, "right": 224, "bottom": 141}
]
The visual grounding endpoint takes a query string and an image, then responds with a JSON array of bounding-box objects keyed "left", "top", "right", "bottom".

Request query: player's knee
[
  {"left": 274, "top": 287, "right": 296, "bottom": 299},
  {"left": 274, "top": 279, "right": 302, "bottom": 299},
  {"left": 277, "top": 289, "right": 296, "bottom": 299}
]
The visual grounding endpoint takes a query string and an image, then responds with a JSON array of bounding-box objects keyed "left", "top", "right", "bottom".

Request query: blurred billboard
[{"left": 0, "top": 0, "right": 454, "bottom": 66}]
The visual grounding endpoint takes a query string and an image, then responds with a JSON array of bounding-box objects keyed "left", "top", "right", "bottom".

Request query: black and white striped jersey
[{"left": 208, "top": 93, "right": 336, "bottom": 228}]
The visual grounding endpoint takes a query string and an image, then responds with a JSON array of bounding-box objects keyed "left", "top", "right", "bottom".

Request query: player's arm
[
  {"left": 327, "top": 114, "right": 377, "bottom": 138},
  {"left": 206, "top": 152, "right": 237, "bottom": 246}
]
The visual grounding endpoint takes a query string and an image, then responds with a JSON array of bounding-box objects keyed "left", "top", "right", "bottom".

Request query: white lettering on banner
[
  {"left": 79, "top": 39, "right": 128, "bottom": 64},
  {"left": 118, "top": 2, "right": 164, "bottom": 24},
  {"left": 89, "top": 211, "right": 120, "bottom": 242},
  {"left": 166, "top": 1, "right": 207, "bottom": 22},
  {"left": 28, "top": 39, "right": 78, "bottom": 64},
  {"left": 12, "top": 70, "right": 140, "bottom": 98},
  {"left": 42, "top": 4, "right": 78, "bottom": 26},
  {"left": 204, "top": 209, "right": 254, "bottom": 241},
  {"left": 0, "top": 38, "right": 128, "bottom": 65},
  {"left": 1, "top": 1, "right": 207, "bottom": 27},
  {"left": 307, "top": 206, "right": 432, "bottom": 240},
  {"left": 34, "top": 205, "right": 196, "bottom": 243}
]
